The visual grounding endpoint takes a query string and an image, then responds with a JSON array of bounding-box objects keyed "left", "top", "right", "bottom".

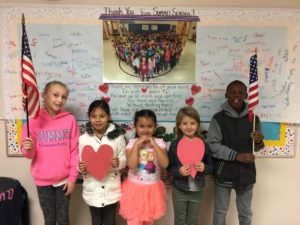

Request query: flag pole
[
  {"left": 22, "top": 13, "right": 30, "bottom": 137},
  {"left": 252, "top": 110, "right": 256, "bottom": 153}
]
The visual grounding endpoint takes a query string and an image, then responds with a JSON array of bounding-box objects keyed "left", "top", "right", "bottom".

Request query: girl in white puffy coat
[{"left": 79, "top": 100, "right": 126, "bottom": 225}]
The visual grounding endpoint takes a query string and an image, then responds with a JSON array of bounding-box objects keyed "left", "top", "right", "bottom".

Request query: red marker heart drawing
[
  {"left": 98, "top": 83, "right": 109, "bottom": 94},
  {"left": 191, "top": 85, "right": 201, "bottom": 95},
  {"left": 185, "top": 97, "right": 194, "bottom": 106},
  {"left": 141, "top": 87, "right": 148, "bottom": 93},
  {"left": 101, "top": 96, "right": 111, "bottom": 103}
]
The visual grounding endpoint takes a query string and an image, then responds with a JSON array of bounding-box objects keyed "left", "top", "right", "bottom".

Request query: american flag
[
  {"left": 21, "top": 18, "right": 40, "bottom": 118},
  {"left": 248, "top": 53, "right": 259, "bottom": 122}
]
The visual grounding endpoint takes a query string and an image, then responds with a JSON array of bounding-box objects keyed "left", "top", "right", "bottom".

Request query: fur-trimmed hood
[{"left": 84, "top": 122, "right": 125, "bottom": 140}]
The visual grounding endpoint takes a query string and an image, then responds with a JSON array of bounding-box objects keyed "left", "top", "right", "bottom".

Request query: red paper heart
[
  {"left": 101, "top": 96, "right": 111, "bottom": 103},
  {"left": 191, "top": 85, "right": 201, "bottom": 95},
  {"left": 185, "top": 97, "right": 194, "bottom": 106},
  {"left": 82, "top": 144, "right": 113, "bottom": 181},
  {"left": 99, "top": 83, "right": 109, "bottom": 94},
  {"left": 177, "top": 137, "right": 205, "bottom": 178},
  {"left": 141, "top": 87, "right": 148, "bottom": 93}
]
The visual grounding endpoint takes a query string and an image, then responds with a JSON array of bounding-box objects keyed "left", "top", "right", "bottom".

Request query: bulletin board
[
  {"left": 5, "top": 119, "right": 296, "bottom": 157},
  {"left": 1, "top": 5, "right": 299, "bottom": 157}
]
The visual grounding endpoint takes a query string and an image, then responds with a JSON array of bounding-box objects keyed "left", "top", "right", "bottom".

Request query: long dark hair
[{"left": 85, "top": 100, "right": 111, "bottom": 135}]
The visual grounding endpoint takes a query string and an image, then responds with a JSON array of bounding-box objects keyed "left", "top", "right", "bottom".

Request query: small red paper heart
[
  {"left": 191, "top": 85, "right": 201, "bottom": 95},
  {"left": 185, "top": 97, "right": 194, "bottom": 106},
  {"left": 141, "top": 87, "right": 148, "bottom": 93},
  {"left": 99, "top": 83, "right": 109, "bottom": 94},
  {"left": 101, "top": 96, "right": 110, "bottom": 103},
  {"left": 82, "top": 145, "right": 114, "bottom": 181},
  {"left": 177, "top": 137, "right": 205, "bottom": 178}
]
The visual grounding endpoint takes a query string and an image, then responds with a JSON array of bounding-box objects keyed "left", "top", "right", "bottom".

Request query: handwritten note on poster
[
  {"left": 2, "top": 23, "right": 103, "bottom": 120},
  {"left": 196, "top": 25, "right": 299, "bottom": 122},
  {"left": 102, "top": 84, "right": 192, "bottom": 121}
]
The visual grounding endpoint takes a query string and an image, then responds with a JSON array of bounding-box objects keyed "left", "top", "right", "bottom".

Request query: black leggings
[
  {"left": 37, "top": 185, "right": 70, "bottom": 225},
  {"left": 89, "top": 202, "right": 118, "bottom": 225}
]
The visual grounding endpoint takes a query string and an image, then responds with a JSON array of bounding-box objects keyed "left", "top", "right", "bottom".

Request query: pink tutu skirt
[{"left": 119, "top": 178, "right": 166, "bottom": 222}]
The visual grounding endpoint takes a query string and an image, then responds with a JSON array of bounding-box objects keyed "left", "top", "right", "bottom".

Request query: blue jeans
[{"left": 213, "top": 185, "right": 253, "bottom": 225}]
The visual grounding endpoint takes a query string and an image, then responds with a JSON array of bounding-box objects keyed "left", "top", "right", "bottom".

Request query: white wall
[
  {"left": 1, "top": 119, "right": 300, "bottom": 224},
  {"left": 1, "top": 0, "right": 300, "bottom": 225}
]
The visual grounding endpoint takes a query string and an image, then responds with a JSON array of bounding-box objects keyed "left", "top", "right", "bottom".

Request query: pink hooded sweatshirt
[{"left": 20, "top": 108, "right": 79, "bottom": 186}]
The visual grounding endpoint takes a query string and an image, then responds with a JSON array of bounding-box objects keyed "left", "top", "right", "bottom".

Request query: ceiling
[{"left": 0, "top": 0, "right": 299, "bottom": 9}]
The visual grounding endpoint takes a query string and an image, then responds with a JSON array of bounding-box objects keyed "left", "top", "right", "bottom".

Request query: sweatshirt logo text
[{"left": 36, "top": 129, "right": 71, "bottom": 142}]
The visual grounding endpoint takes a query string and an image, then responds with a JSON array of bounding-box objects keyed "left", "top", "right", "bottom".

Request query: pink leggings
[{"left": 127, "top": 219, "right": 153, "bottom": 225}]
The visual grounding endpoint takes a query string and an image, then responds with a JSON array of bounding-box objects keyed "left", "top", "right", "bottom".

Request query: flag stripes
[
  {"left": 248, "top": 53, "right": 259, "bottom": 122},
  {"left": 21, "top": 20, "right": 40, "bottom": 118}
]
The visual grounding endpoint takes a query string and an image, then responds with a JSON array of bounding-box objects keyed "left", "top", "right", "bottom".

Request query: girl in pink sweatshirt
[{"left": 20, "top": 80, "right": 79, "bottom": 225}]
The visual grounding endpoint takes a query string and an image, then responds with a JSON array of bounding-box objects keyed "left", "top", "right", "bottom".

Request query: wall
[
  {"left": 1, "top": 1, "right": 300, "bottom": 225},
  {"left": 1, "top": 119, "right": 300, "bottom": 225}
]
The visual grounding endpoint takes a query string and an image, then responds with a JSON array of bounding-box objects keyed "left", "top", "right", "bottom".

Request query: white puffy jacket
[{"left": 79, "top": 123, "right": 126, "bottom": 207}]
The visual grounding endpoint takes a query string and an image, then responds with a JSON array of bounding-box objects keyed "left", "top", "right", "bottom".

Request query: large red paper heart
[
  {"left": 82, "top": 145, "right": 113, "bottom": 181},
  {"left": 177, "top": 137, "right": 205, "bottom": 178},
  {"left": 191, "top": 85, "right": 201, "bottom": 95},
  {"left": 185, "top": 97, "right": 194, "bottom": 106},
  {"left": 98, "top": 83, "right": 109, "bottom": 94}
]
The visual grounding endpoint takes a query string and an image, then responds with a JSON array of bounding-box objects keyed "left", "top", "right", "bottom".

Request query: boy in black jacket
[{"left": 207, "top": 80, "right": 264, "bottom": 225}]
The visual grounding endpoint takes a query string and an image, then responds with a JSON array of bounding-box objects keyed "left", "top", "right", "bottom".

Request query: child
[
  {"left": 78, "top": 100, "right": 126, "bottom": 225},
  {"left": 154, "top": 52, "right": 160, "bottom": 75},
  {"left": 133, "top": 55, "right": 140, "bottom": 75},
  {"left": 207, "top": 80, "right": 264, "bottom": 225},
  {"left": 167, "top": 106, "right": 214, "bottom": 225},
  {"left": 119, "top": 109, "right": 169, "bottom": 225},
  {"left": 20, "top": 80, "right": 79, "bottom": 225},
  {"left": 148, "top": 56, "right": 155, "bottom": 79},
  {"left": 139, "top": 57, "right": 149, "bottom": 82}
]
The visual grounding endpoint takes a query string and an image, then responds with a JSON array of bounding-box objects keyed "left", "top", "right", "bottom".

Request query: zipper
[{"left": 217, "top": 161, "right": 224, "bottom": 176}]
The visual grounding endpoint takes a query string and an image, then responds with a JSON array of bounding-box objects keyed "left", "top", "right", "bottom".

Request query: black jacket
[
  {"left": 207, "top": 101, "right": 264, "bottom": 189},
  {"left": 0, "top": 177, "right": 29, "bottom": 225}
]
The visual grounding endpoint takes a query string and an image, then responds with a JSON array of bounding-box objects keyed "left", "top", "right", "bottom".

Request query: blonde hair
[
  {"left": 175, "top": 106, "right": 202, "bottom": 138},
  {"left": 43, "top": 80, "right": 69, "bottom": 95},
  {"left": 42, "top": 81, "right": 69, "bottom": 108}
]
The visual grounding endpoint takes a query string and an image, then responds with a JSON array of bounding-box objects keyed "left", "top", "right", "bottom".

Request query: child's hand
[
  {"left": 236, "top": 153, "right": 255, "bottom": 164},
  {"left": 111, "top": 157, "right": 119, "bottom": 168},
  {"left": 179, "top": 165, "right": 191, "bottom": 176},
  {"left": 22, "top": 137, "right": 34, "bottom": 152},
  {"left": 147, "top": 136, "right": 158, "bottom": 147},
  {"left": 79, "top": 161, "right": 87, "bottom": 174},
  {"left": 194, "top": 162, "right": 205, "bottom": 172},
  {"left": 63, "top": 182, "right": 75, "bottom": 196},
  {"left": 251, "top": 130, "right": 264, "bottom": 144},
  {"left": 135, "top": 136, "right": 150, "bottom": 147}
]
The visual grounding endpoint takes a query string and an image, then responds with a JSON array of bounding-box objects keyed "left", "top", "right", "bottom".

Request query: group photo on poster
[{"left": 102, "top": 18, "right": 197, "bottom": 83}]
